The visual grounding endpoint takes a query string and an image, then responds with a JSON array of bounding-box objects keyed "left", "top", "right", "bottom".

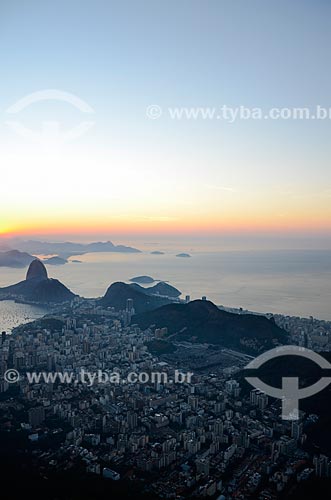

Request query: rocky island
[{"left": 129, "top": 275, "right": 156, "bottom": 284}]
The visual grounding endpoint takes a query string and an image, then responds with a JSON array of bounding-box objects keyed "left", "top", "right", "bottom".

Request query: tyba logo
[{"left": 244, "top": 346, "right": 331, "bottom": 420}]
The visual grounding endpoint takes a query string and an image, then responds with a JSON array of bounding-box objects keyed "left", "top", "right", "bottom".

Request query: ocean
[
  {"left": 0, "top": 247, "right": 330, "bottom": 324},
  {"left": 0, "top": 300, "right": 48, "bottom": 333}
]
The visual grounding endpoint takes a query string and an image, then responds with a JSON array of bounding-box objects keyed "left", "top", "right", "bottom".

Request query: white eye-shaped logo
[
  {"left": 5, "top": 89, "right": 95, "bottom": 143},
  {"left": 245, "top": 346, "right": 331, "bottom": 420}
]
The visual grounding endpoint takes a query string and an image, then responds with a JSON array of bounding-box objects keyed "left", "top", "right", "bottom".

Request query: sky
[{"left": 0, "top": 0, "right": 330, "bottom": 246}]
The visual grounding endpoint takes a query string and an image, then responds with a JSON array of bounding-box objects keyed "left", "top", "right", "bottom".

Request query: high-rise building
[
  {"left": 126, "top": 298, "right": 134, "bottom": 313},
  {"left": 127, "top": 411, "right": 138, "bottom": 429},
  {"left": 313, "top": 455, "right": 330, "bottom": 477},
  {"left": 291, "top": 421, "right": 303, "bottom": 441},
  {"left": 257, "top": 392, "right": 268, "bottom": 410},
  {"left": 196, "top": 457, "right": 210, "bottom": 477},
  {"left": 225, "top": 379, "right": 240, "bottom": 396},
  {"left": 250, "top": 389, "right": 268, "bottom": 409},
  {"left": 188, "top": 395, "right": 199, "bottom": 410}
]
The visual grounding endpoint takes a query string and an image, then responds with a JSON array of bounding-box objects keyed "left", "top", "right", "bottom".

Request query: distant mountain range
[
  {"left": 0, "top": 250, "right": 35, "bottom": 268},
  {"left": 0, "top": 259, "right": 76, "bottom": 304},
  {"left": 134, "top": 300, "right": 288, "bottom": 353},
  {"left": 4, "top": 239, "right": 141, "bottom": 258}
]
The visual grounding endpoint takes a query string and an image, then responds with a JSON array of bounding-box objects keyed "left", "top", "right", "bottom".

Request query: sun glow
[
  {"left": 0, "top": 224, "right": 11, "bottom": 236},
  {"left": 1, "top": 137, "right": 331, "bottom": 241}
]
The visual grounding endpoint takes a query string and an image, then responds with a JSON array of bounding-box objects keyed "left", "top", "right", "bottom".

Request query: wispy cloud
[
  {"left": 205, "top": 184, "right": 238, "bottom": 193},
  {"left": 139, "top": 216, "right": 179, "bottom": 222}
]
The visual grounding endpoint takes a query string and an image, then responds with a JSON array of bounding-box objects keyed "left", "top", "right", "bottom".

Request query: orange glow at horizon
[
  {"left": 2, "top": 212, "right": 331, "bottom": 240},
  {"left": 1, "top": 144, "right": 330, "bottom": 242}
]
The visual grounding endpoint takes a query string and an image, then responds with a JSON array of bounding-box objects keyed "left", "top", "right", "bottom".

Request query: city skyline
[{"left": 1, "top": 3, "right": 331, "bottom": 497}]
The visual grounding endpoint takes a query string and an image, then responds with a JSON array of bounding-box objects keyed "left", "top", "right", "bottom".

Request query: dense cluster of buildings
[
  {"left": 271, "top": 314, "right": 331, "bottom": 352},
  {"left": 0, "top": 297, "right": 330, "bottom": 498},
  {"left": 220, "top": 305, "right": 331, "bottom": 352}
]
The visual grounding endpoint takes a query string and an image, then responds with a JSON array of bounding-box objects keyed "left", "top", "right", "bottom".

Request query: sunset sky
[{"left": 0, "top": 0, "right": 331, "bottom": 244}]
